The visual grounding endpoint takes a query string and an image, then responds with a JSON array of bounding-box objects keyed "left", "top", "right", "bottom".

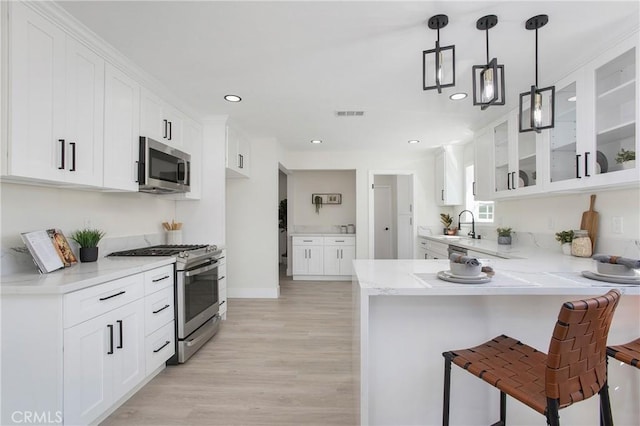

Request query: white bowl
[
  {"left": 450, "top": 261, "right": 482, "bottom": 277},
  {"left": 596, "top": 262, "right": 635, "bottom": 277}
]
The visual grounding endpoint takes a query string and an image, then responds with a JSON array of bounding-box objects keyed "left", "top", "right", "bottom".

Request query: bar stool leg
[
  {"left": 599, "top": 380, "right": 613, "bottom": 426},
  {"left": 442, "top": 355, "right": 452, "bottom": 426},
  {"left": 546, "top": 398, "right": 560, "bottom": 426}
]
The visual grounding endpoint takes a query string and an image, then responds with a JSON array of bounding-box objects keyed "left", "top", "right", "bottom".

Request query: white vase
[
  {"left": 561, "top": 243, "right": 572, "bottom": 255},
  {"left": 622, "top": 160, "right": 636, "bottom": 170}
]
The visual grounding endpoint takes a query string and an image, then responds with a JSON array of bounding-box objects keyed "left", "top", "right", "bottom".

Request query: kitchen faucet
[{"left": 458, "top": 210, "right": 476, "bottom": 239}]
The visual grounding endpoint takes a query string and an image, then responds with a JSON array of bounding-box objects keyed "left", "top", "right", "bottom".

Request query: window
[{"left": 465, "top": 165, "right": 494, "bottom": 223}]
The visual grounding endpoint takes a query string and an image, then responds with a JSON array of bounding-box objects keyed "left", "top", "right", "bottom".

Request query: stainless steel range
[{"left": 108, "top": 244, "right": 222, "bottom": 363}]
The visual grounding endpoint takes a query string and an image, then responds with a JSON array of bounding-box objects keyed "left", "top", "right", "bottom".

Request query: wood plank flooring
[{"left": 102, "top": 274, "right": 359, "bottom": 425}]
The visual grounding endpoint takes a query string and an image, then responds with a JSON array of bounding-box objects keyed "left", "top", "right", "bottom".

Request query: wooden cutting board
[{"left": 580, "top": 194, "right": 598, "bottom": 252}]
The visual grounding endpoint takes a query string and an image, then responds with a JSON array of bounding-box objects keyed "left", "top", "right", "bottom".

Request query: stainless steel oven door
[{"left": 176, "top": 259, "right": 219, "bottom": 339}]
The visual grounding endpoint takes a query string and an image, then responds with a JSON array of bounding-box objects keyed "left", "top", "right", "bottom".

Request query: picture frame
[{"left": 311, "top": 193, "right": 342, "bottom": 205}]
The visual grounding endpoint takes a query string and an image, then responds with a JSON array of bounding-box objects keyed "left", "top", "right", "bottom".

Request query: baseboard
[
  {"left": 227, "top": 286, "right": 280, "bottom": 298},
  {"left": 293, "top": 275, "right": 351, "bottom": 281}
]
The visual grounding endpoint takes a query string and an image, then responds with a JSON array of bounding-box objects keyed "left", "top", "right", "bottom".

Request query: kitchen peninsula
[{"left": 354, "top": 258, "right": 640, "bottom": 426}]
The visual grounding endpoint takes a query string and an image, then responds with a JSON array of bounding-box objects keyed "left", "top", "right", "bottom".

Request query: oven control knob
[{"left": 178, "top": 251, "right": 189, "bottom": 258}]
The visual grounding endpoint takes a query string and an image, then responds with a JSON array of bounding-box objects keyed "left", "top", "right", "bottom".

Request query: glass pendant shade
[
  {"left": 423, "top": 14, "right": 455, "bottom": 93},
  {"left": 472, "top": 15, "right": 505, "bottom": 110},
  {"left": 519, "top": 14, "right": 555, "bottom": 133}
]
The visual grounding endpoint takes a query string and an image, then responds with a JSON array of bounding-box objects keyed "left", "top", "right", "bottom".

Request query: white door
[
  {"left": 340, "top": 245, "right": 356, "bottom": 276},
  {"left": 323, "top": 246, "right": 340, "bottom": 276},
  {"left": 396, "top": 175, "right": 414, "bottom": 259},
  {"left": 374, "top": 185, "right": 393, "bottom": 259},
  {"left": 307, "top": 246, "right": 324, "bottom": 275},
  {"left": 111, "top": 300, "right": 145, "bottom": 401},
  {"left": 292, "top": 246, "right": 309, "bottom": 275}
]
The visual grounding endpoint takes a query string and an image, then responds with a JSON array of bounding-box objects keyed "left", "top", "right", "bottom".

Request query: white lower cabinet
[
  {"left": 0, "top": 264, "right": 175, "bottom": 426},
  {"left": 63, "top": 299, "right": 145, "bottom": 425},
  {"left": 292, "top": 245, "right": 324, "bottom": 275},
  {"left": 292, "top": 236, "right": 355, "bottom": 279}
]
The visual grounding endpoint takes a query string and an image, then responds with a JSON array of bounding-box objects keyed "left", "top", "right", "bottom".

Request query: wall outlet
[{"left": 612, "top": 216, "right": 623, "bottom": 234}]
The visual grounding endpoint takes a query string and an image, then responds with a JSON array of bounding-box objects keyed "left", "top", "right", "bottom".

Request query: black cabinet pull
[
  {"left": 507, "top": 172, "right": 511, "bottom": 190},
  {"left": 99, "top": 290, "right": 126, "bottom": 301},
  {"left": 168, "top": 121, "right": 172, "bottom": 141},
  {"left": 218, "top": 275, "right": 226, "bottom": 280},
  {"left": 153, "top": 340, "right": 171, "bottom": 353},
  {"left": 163, "top": 119, "right": 168, "bottom": 139},
  {"left": 511, "top": 172, "right": 516, "bottom": 189},
  {"left": 576, "top": 154, "right": 582, "bottom": 178},
  {"left": 107, "top": 324, "right": 114, "bottom": 355},
  {"left": 239, "top": 154, "right": 244, "bottom": 169},
  {"left": 153, "top": 304, "right": 170, "bottom": 314},
  {"left": 152, "top": 275, "right": 170, "bottom": 283},
  {"left": 220, "top": 300, "right": 226, "bottom": 306},
  {"left": 472, "top": 181, "right": 476, "bottom": 196},
  {"left": 441, "top": 189, "right": 444, "bottom": 201},
  {"left": 58, "top": 139, "right": 65, "bottom": 170},
  {"left": 584, "top": 151, "right": 590, "bottom": 177},
  {"left": 69, "top": 142, "right": 76, "bottom": 171},
  {"left": 117, "top": 320, "right": 123, "bottom": 349}
]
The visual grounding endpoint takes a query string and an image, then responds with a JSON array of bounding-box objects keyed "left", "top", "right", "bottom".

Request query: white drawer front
[
  {"left": 145, "top": 321, "right": 175, "bottom": 375},
  {"left": 292, "top": 237, "right": 323, "bottom": 246},
  {"left": 323, "top": 236, "right": 355, "bottom": 246},
  {"left": 219, "top": 287, "right": 227, "bottom": 316},
  {"left": 145, "top": 286, "right": 174, "bottom": 336},
  {"left": 144, "top": 264, "right": 174, "bottom": 295},
  {"left": 218, "top": 263, "right": 226, "bottom": 280},
  {"left": 64, "top": 274, "right": 144, "bottom": 328}
]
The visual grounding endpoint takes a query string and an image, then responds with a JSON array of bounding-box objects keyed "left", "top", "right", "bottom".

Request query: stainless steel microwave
[{"left": 138, "top": 137, "right": 190, "bottom": 194}]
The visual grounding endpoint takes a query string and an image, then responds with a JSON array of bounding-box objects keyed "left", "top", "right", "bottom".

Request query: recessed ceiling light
[
  {"left": 310, "top": 140, "right": 322, "bottom": 144},
  {"left": 449, "top": 92, "right": 467, "bottom": 100},
  {"left": 408, "top": 140, "right": 420, "bottom": 144},
  {"left": 568, "top": 96, "right": 576, "bottom": 102},
  {"left": 224, "top": 94, "right": 242, "bottom": 102}
]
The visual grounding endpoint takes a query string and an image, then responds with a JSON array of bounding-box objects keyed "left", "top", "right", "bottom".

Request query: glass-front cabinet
[
  {"left": 544, "top": 34, "right": 638, "bottom": 191},
  {"left": 492, "top": 109, "right": 542, "bottom": 198}
]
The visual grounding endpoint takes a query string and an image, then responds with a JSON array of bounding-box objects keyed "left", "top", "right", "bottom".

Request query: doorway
[{"left": 370, "top": 173, "right": 415, "bottom": 259}]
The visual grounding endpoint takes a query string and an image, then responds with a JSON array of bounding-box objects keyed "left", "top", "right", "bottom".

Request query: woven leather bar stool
[
  {"left": 607, "top": 337, "right": 640, "bottom": 369},
  {"left": 442, "top": 290, "right": 620, "bottom": 426}
]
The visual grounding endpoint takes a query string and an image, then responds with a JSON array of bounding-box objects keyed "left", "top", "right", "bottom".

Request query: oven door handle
[{"left": 184, "top": 261, "right": 218, "bottom": 277}]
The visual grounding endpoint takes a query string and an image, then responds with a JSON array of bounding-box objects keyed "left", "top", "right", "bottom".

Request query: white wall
[
  {"left": 291, "top": 170, "right": 356, "bottom": 229},
  {"left": 225, "top": 138, "right": 280, "bottom": 298},
  {"left": 1, "top": 182, "right": 175, "bottom": 273},
  {"left": 176, "top": 118, "right": 226, "bottom": 245},
  {"left": 281, "top": 149, "right": 435, "bottom": 259}
]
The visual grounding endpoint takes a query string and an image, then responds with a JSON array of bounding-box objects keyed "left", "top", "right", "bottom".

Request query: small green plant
[
  {"left": 314, "top": 195, "right": 323, "bottom": 214},
  {"left": 440, "top": 213, "right": 453, "bottom": 229},
  {"left": 615, "top": 148, "right": 635, "bottom": 164},
  {"left": 555, "top": 230, "right": 574, "bottom": 244},
  {"left": 70, "top": 228, "right": 105, "bottom": 248},
  {"left": 496, "top": 227, "right": 512, "bottom": 237}
]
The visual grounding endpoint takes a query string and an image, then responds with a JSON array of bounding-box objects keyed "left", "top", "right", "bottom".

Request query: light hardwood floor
[{"left": 102, "top": 273, "right": 359, "bottom": 425}]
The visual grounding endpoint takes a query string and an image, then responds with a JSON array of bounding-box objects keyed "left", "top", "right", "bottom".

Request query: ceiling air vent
[{"left": 335, "top": 111, "right": 365, "bottom": 117}]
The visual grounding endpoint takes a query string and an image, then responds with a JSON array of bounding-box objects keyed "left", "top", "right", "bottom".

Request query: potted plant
[
  {"left": 314, "top": 195, "right": 323, "bottom": 214},
  {"left": 555, "top": 230, "right": 574, "bottom": 255},
  {"left": 615, "top": 148, "right": 636, "bottom": 170},
  {"left": 70, "top": 228, "right": 105, "bottom": 262},
  {"left": 279, "top": 199, "right": 288, "bottom": 262},
  {"left": 496, "top": 227, "right": 512, "bottom": 245},
  {"left": 440, "top": 213, "right": 454, "bottom": 235}
]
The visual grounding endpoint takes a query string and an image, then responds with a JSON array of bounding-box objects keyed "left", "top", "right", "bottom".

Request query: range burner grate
[{"left": 108, "top": 244, "right": 209, "bottom": 257}]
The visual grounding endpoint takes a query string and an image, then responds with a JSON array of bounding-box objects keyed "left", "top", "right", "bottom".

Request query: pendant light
[
  {"left": 519, "top": 14, "right": 555, "bottom": 133},
  {"left": 423, "top": 14, "right": 455, "bottom": 93},
  {"left": 472, "top": 15, "right": 505, "bottom": 110}
]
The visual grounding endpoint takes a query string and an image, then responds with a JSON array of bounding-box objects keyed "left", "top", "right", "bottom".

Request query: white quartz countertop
[
  {"left": 353, "top": 258, "right": 640, "bottom": 296},
  {"left": 418, "top": 233, "right": 530, "bottom": 259},
  {"left": 0, "top": 257, "right": 175, "bottom": 295},
  {"left": 290, "top": 233, "right": 356, "bottom": 237}
]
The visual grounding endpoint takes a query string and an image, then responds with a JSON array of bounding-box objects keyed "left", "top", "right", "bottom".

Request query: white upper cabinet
[
  {"left": 492, "top": 109, "right": 543, "bottom": 199},
  {"left": 473, "top": 127, "right": 493, "bottom": 201},
  {"left": 225, "top": 125, "right": 251, "bottom": 178},
  {"left": 7, "top": 2, "right": 104, "bottom": 186},
  {"left": 167, "top": 118, "right": 202, "bottom": 200},
  {"left": 435, "top": 145, "right": 463, "bottom": 206},
  {"left": 103, "top": 64, "right": 140, "bottom": 191},
  {"left": 543, "top": 34, "right": 638, "bottom": 191},
  {"left": 140, "top": 88, "right": 184, "bottom": 147}
]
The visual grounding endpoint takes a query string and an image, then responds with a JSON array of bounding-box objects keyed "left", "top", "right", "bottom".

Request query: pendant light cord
[
  {"left": 535, "top": 27, "right": 539, "bottom": 87},
  {"left": 485, "top": 28, "right": 490, "bottom": 63}
]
